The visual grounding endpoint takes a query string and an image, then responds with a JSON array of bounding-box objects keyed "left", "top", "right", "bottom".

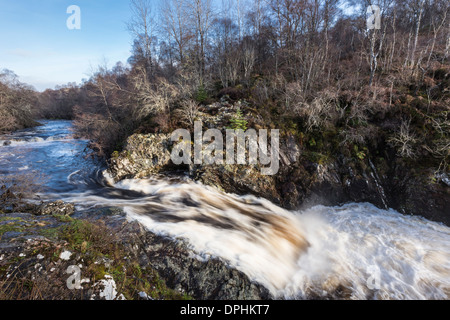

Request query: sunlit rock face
[
  {"left": 107, "top": 129, "right": 449, "bottom": 226},
  {"left": 107, "top": 133, "right": 175, "bottom": 182}
]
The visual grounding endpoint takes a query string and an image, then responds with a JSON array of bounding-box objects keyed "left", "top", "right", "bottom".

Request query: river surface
[{"left": 1, "top": 120, "right": 449, "bottom": 299}]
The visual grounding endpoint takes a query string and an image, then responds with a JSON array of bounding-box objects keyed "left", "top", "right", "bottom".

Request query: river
[{"left": 0, "top": 120, "right": 449, "bottom": 299}]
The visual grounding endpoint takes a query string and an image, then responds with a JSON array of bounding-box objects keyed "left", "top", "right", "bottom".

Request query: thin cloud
[{"left": 6, "top": 49, "right": 34, "bottom": 58}]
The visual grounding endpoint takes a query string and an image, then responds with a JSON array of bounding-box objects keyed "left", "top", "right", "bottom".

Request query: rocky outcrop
[
  {"left": 382, "top": 162, "right": 450, "bottom": 225},
  {"left": 107, "top": 129, "right": 449, "bottom": 226},
  {"left": 108, "top": 134, "right": 175, "bottom": 181},
  {"left": 0, "top": 205, "right": 270, "bottom": 300}
]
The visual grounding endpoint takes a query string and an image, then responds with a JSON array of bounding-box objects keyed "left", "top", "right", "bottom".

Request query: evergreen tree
[{"left": 229, "top": 108, "right": 248, "bottom": 131}]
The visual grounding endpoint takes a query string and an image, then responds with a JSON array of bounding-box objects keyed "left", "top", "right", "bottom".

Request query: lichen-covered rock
[
  {"left": 108, "top": 134, "right": 174, "bottom": 182},
  {"left": 193, "top": 164, "right": 281, "bottom": 205},
  {"left": 107, "top": 130, "right": 302, "bottom": 207},
  {"left": 37, "top": 200, "right": 75, "bottom": 216}
]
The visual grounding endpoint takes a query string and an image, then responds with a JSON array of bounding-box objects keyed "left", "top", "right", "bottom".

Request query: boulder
[
  {"left": 37, "top": 200, "right": 75, "bottom": 216},
  {"left": 108, "top": 134, "right": 174, "bottom": 182}
]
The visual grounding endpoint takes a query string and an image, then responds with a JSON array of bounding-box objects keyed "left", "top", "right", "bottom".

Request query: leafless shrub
[
  {"left": 174, "top": 99, "right": 200, "bottom": 127},
  {"left": 0, "top": 108, "right": 17, "bottom": 132},
  {"left": 176, "top": 69, "right": 203, "bottom": 100},
  {"left": 73, "top": 109, "right": 122, "bottom": 157},
  {"left": 153, "top": 113, "right": 171, "bottom": 133},
  {"left": 425, "top": 139, "right": 450, "bottom": 172},
  {"left": 293, "top": 90, "right": 339, "bottom": 132},
  {"left": 342, "top": 90, "right": 373, "bottom": 127},
  {"left": 131, "top": 72, "right": 180, "bottom": 120},
  {"left": 428, "top": 112, "right": 450, "bottom": 137},
  {"left": 251, "top": 80, "right": 270, "bottom": 106},
  {"left": 340, "top": 125, "right": 379, "bottom": 146},
  {"left": 285, "top": 82, "right": 304, "bottom": 110},
  {"left": 252, "top": 75, "right": 287, "bottom": 108},
  {"left": 388, "top": 119, "right": 419, "bottom": 159},
  {"left": 423, "top": 112, "right": 450, "bottom": 171},
  {"left": 0, "top": 172, "right": 46, "bottom": 211},
  {"left": 348, "top": 104, "right": 370, "bottom": 126},
  {"left": 425, "top": 139, "right": 450, "bottom": 160}
]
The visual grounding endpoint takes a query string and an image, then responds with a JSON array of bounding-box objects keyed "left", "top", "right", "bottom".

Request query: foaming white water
[
  {"left": 58, "top": 176, "right": 450, "bottom": 300},
  {"left": 0, "top": 135, "right": 74, "bottom": 147},
  {"left": 119, "top": 178, "right": 309, "bottom": 294},
  {"left": 289, "top": 205, "right": 450, "bottom": 299}
]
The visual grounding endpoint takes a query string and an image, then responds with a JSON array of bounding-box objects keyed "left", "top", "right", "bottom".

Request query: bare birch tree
[
  {"left": 128, "top": 0, "right": 157, "bottom": 78},
  {"left": 160, "top": 0, "right": 193, "bottom": 65},
  {"left": 188, "top": 0, "right": 214, "bottom": 85}
]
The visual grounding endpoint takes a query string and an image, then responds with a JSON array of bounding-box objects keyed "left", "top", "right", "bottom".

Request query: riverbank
[{"left": 0, "top": 202, "right": 269, "bottom": 300}]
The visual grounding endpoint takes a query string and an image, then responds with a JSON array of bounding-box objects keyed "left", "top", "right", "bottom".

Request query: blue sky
[{"left": 0, "top": 0, "right": 136, "bottom": 91}]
